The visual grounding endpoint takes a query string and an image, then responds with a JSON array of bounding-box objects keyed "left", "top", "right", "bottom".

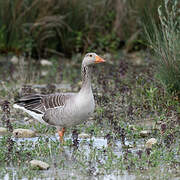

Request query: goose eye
[{"left": 89, "top": 54, "right": 92, "bottom": 57}]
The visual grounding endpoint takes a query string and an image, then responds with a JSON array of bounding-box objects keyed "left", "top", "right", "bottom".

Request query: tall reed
[{"left": 145, "top": 0, "right": 180, "bottom": 94}]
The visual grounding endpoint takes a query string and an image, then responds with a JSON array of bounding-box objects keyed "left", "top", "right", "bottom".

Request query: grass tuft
[{"left": 144, "top": 0, "right": 180, "bottom": 94}]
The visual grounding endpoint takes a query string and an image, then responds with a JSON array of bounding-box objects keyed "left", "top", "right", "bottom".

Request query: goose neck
[{"left": 80, "top": 65, "right": 92, "bottom": 92}]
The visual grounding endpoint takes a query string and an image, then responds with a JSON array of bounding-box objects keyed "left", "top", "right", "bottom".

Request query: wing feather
[{"left": 14, "top": 93, "right": 75, "bottom": 114}]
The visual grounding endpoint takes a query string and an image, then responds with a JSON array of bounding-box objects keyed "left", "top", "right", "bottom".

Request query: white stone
[
  {"left": 24, "top": 117, "right": 29, "bottom": 121},
  {"left": 0, "top": 127, "right": 8, "bottom": 135},
  {"left": 146, "top": 138, "right": 157, "bottom": 148},
  {"left": 79, "top": 133, "right": 90, "bottom": 139},
  {"left": 10, "top": 56, "right": 19, "bottom": 64},
  {"left": 40, "top": 59, "right": 52, "bottom": 66},
  {"left": 30, "top": 160, "right": 50, "bottom": 170},
  {"left": 13, "top": 128, "right": 36, "bottom": 138},
  {"left": 140, "top": 130, "right": 150, "bottom": 137},
  {"left": 41, "top": 71, "right": 49, "bottom": 76}
]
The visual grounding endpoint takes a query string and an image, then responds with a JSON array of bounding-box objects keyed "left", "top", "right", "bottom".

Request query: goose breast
[{"left": 42, "top": 93, "right": 94, "bottom": 127}]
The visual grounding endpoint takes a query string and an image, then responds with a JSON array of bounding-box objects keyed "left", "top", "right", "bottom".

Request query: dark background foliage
[{"left": 0, "top": 0, "right": 163, "bottom": 58}]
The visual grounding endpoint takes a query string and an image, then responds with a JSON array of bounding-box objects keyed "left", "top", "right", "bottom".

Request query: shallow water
[
  {"left": 4, "top": 169, "right": 137, "bottom": 180},
  {"left": 3, "top": 134, "right": 179, "bottom": 180},
  {"left": 1, "top": 134, "right": 141, "bottom": 180},
  {"left": 2, "top": 134, "right": 179, "bottom": 180},
  {"left": 1, "top": 129, "right": 179, "bottom": 180}
]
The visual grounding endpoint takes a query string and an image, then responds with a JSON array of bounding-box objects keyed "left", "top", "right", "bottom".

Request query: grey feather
[
  {"left": 13, "top": 53, "right": 104, "bottom": 129},
  {"left": 15, "top": 93, "right": 75, "bottom": 114}
]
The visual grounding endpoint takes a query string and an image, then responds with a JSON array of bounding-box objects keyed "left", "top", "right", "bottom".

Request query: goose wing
[{"left": 14, "top": 93, "right": 75, "bottom": 115}]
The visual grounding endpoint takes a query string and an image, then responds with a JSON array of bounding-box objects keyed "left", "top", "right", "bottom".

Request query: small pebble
[
  {"left": 30, "top": 160, "right": 50, "bottom": 170},
  {"left": 146, "top": 138, "right": 157, "bottom": 148},
  {"left": 24, "top": 117, "right": 29, "bottom": 121},
  {"left": 40, "top": 59, "right": 52, "bottom": 66},
  {"left": 41, "top": 71, "right": 48, "bottom": 76},
  {"left": 13, "top": 128, "right": 36, "bottom": 138},
  {"left": 140, "top": 130, "right": 150, "bottom": 137},
  {"left": 10, "top": 56, "right": 19, "bottom": 64},
  {"left": 78, "top": 133, "right": 90, "bottom": 139}
]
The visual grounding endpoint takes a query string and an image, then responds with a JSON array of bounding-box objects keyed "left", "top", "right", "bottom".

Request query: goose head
[{"left": 82, "top": 53, "right": 105, "bottom": 66}]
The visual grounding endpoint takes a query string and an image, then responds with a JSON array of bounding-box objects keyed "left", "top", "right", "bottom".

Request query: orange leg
[{"left": 58, "top": 128, "right": 66, "bottom": 143}]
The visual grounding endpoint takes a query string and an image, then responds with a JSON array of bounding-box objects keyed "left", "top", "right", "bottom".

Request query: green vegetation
[
  {"left": 145, "top": 0, "right": 180, "bottom": 94},
  {"left": 0, "top": 0, "right": 117, "bottom": 56},
  {"left": 0, "top": 0, "right": 180, "bottom": 179},
  {"left": 0, "top": 51, "right": 180, "bottom": 179},
  {"left": 0, "top": 0, "right": 164, "bottom": 57}
]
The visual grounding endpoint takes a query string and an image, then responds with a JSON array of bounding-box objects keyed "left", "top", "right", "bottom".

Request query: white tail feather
[{"left": 13, "top": 104, "right": 48, "bottom": 125}]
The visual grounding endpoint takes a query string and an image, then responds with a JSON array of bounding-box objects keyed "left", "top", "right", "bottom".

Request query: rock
[
  {"left": 88, "top": 117, "right": 94, "bottom": 121},
  {"left": 30, "top": 160, "right": 50, "bottom": 170},
  {"left": 129, "top": 125, "right": 137, "bottom": 131},
  {"left": 10, "top": 56, "right": 19, "bottom": 64},
  {"left": 140, "top": 130, "right": 150, "bottom": 137},
  {"left": 13, "top": 128, "right": 36, "bottom": 138},
  {"left": 41, "top": 71, "right": 49, "bottom": 76},
  {"left": 146, "top": 138, "right": 157, "bottom": 148},
  {"left": 24, "top": 117, "right": 29, "bottom": 121},
  {"left": 78, "top": 133, "right": 90, "bottom": 139},
  {"left": 0, "top": 127, "right": 8, "bottom": 135},
  {"left": 40, "top": 59, "right": 52, "bottom": 66}
]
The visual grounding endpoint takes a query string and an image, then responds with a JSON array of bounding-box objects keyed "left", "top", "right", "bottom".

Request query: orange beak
[{"left": 95, "top": 55, "right": 106, "bottom": 63}]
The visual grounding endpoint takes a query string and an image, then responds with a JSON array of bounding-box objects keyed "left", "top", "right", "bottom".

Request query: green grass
[
  {"left": 0, "top": 51, "right": 179, "bottom": 179},
  {"left": 144, "top": 0, "right": 180, "bottom": 94}
]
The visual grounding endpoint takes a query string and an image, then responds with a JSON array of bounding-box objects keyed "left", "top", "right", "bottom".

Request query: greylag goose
[{"left": 13, "top": 53, "right": 105, "bottom": 142}]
